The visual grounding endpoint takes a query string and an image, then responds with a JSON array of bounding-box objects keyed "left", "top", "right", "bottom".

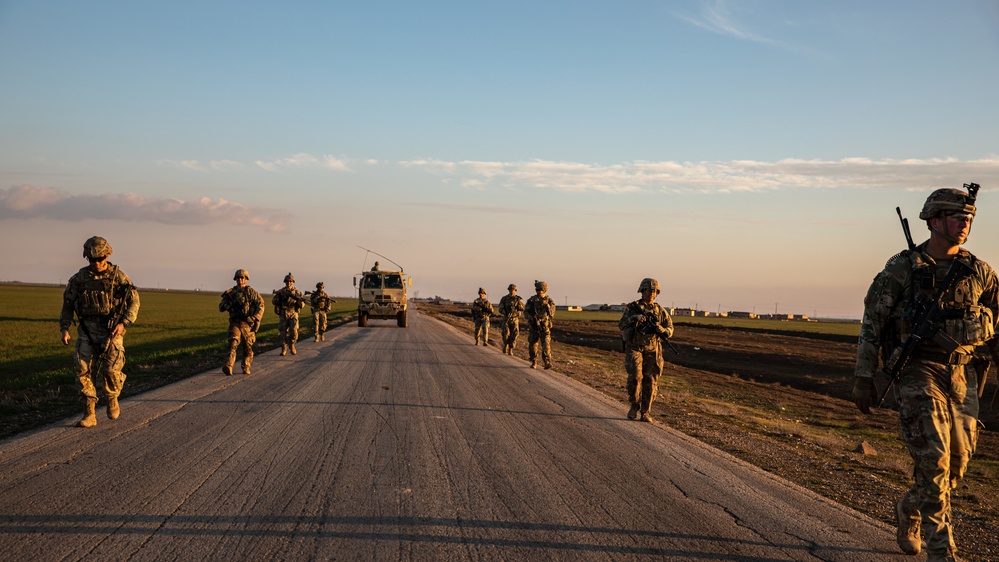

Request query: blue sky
[{"left": 2, "top": 1, "right": 998, "bottom": 317}]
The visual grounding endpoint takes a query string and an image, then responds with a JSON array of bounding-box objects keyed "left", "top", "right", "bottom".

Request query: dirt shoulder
[{"left": 419, "top": 303, "right": 999, "bottom": 561}]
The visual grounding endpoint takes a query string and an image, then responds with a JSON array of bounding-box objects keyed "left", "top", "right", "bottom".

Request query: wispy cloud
[
  {"left": 255, "top": 153, "right": 350, "bottom": 172},
  {"left": 401, "top": 157, "right": 999, "bottom": 194},
  {"left": 0, "top": 185, "right": 291, "bottom": 232}
]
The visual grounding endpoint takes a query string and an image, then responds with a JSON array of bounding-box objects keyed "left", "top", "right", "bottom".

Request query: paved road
[{"left": 0, "top": 311, "right": 910, "bottom": 561}]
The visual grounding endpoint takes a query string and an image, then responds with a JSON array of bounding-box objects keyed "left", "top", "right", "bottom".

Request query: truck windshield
[
  {"left": 362, "top": 274, "right": 381, "bottom": 289},
  {"left": 384, "top": 274, "right": 403, "bottom": 289}
]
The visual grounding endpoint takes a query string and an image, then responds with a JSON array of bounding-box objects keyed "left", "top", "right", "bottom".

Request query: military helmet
[
  {"left": 284, "top": 272, "right": 295, "bottom": 283},
  {"left": 534, "top": 280, "right": 548, "bottom": 292},
  {"left": 919, "top": 188, "right": 977, "bottom": 220},
  {"left": 316, "top": 281, "right": 324, "bottom": 288},
  {"left": 234, "top": 269, "right": 250, "bottom": 281},
  {"left": 83, "top": 236, "right": 112, "bottom": 260},
  {"left": 478, "top": 287, "right": 487, "bottom": 295},
  {"left": 638, "top": 278, "right": 661, "bottom": 294},
  {"left": 508, "top": 283, "right": 517, "bottom": 291}
]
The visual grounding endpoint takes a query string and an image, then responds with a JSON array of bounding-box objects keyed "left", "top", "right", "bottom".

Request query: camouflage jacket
[
  {"left": 220, "top": 285, "right": 265, "bottom": 327},
  {"left": 310, "top": 290, "right": 333, "bottom": 313},
  {"left": 855, "top": 243, "right": 999, "bottom": 379},
  {"left": 471, "top": 297, "right": 494, "bottom": 321},
  {"left": 499, "top": 294, "right": 524, "bottom": 319},
  {"left": 619, "top": 299, "right": 674, "bottom": 352},
  {"left": 60, "top": 263, "right": 140, "bottom": 335},
  {"left": 525, "top": 294, "right": 556, "bottom": 328},
  {"left": 272, "top": 287, "right": 306, "bottom": 318}
]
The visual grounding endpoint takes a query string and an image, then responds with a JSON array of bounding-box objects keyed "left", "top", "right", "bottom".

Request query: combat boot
[
  {"left": 544, "top": 361, "right": 553, "bottom": 370},
  {"left": 315, "top": 335, "right": 320, "bottom": 342},
  {"left": 281, "top": 344, "right": 287, "bottom": 356},
  {"left": 627, "top": 404, "right": 640, "bottom": 420},
  {"left": 242, "top": 364, "right": 251, "bottom": 375},
  {"left": 78, "top": 402, "right": 97, "bottom": 428},
  {"left": 530, "top": 359, "right": 537, "bottom": 369},
  {"left": 290, "top": 343, "right": 297, "bottom": 355},
  {"left": 223, "top": 364, "right": 233, "bottom": 376},
  {"left": 895, "top": 498, "right": 921, "bottom": 555},
  {"left": 107, "top": 396, "right": 120, "bottom": 420},
  {"left": 321, "top": 334, "right": 325, "bottom": 342},
  {"left": 640, "top": 412, "right": 653, "bottom": 423}
]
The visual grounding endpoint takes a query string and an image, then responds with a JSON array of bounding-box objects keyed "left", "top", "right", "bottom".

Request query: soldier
[
  {"left": 525, "top": 280, "right": 556, "bottom": 369},
  {"left": 272, "top": 273, "right": 306, "bottom": 356},
  {"left": 853, "top": 185, "right": 998, "bottom": 562},
  {"left": 619, "top": 278, "right": 674, "bottom": 422},
  {"left": 471, "top": 288, "right": 494, "bottom": 345},
  {"left": 310, "top": 281, "right": 335, "bottom": 342},
  {"left": 499, "top": 283, "right": 525, "bottom": 355},
  {"left": 219, "top": 269, "right": 264, "bottom": 375},
  {"left": 371, "top": 261, "right": 380, "bottom": 271},
  {"left": 59, "top": 236, "right": 140, "bottom": 428}
]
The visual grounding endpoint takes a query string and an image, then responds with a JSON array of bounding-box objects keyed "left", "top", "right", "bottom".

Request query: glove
[{"left": 852, "top": 377, "right": 878, "bottom": 415}]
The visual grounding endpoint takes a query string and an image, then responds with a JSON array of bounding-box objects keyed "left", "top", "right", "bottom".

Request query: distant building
[
  {"left": 728, "top": 311, "right": 757, "bottom": 319},
  {"left": 557, "top": 305, "right": 583, "bottom": 312}
]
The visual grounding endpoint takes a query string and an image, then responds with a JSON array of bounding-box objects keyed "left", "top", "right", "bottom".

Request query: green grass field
[
  {"left": 561, "top": 309, "right": 862, "bottom": 338},
  {"left": 0, "top": 284, "right": 356, "bottom": 439}
]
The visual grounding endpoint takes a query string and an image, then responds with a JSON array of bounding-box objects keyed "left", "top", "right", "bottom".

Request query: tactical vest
[
  {"left": 899, "top": 252, "right": 993, "bottom": 349},
  {"left": 78, "top": 275, "right": 114, "bottom": 317}
]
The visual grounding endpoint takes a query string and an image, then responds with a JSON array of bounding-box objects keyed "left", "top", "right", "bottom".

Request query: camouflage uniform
[
  {"left": 855, "top": 186, "right": 997, "bottom": 561},
  {"left": 219, "top": 269, "right": 264, "bottom": 375},
  {"left": 498, "top": 284, "right": 525, "bottom": 355},
  {"left": 273, "top": 273, "right": 305, "bottom": 355},
  {"left": 525, "top": 280, "right": 556, "bottom": 369},
  {"left": 59, "top": 236, "right": 140, "bottom": 427},
  {"left": 471, "top": 289, "right": 494, "bottom": 345},
  {"left": 620, "top": 278, "right": 674, "bottom": 421},
  {"left": 310, "top": 283, "right": 334, "bottom": 342}
]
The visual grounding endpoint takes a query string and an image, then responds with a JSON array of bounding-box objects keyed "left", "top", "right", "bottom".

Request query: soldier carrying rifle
[
  {"left": 619, "top": 278, "right": 674, "bottom": 423},
  {"left": 273, "top": 272, "right": 306, "bottom": 356},
  {"left": 853, "top": 183, "right": 998, "bottom": 561},
  {"left": 219, "top": 269, "right": 264, "bottom": 375},
  {"left": 307, "top": 282, "right": 334, "bottom": 342},
  {"left": 59, "top": 236, "right": 140, "bottom": 427}
]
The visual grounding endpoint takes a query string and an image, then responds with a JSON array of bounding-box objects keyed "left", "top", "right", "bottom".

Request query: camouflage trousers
[
  {"left": 226, "top": 321, "right": 256, "bottom": 372},
  {"left": 895, "top": 359, "right": 979, "bottom": 558},
  {"left": 474, "top": 318, "right": 489, "bottom": 343},
  {"left": 313, "top": 311, "right": 327, "bottom": 336},
  {"left": 625, "top": 344, "right": 663, "bottom": 414},
  {"left": 528, "top": 324, "right": 552, "bottom": 366},
  {"left": 502, "top": 316, "right": 520, "bottom": 349},
  {"left": 74, "top": 325, "right": 126, "bottom": 404},
  {"left": 278, "top": 314, "right": 299, "bottom": 345}
]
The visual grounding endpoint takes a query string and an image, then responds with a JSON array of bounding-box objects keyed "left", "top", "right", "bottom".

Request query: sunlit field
[{"left": 560, "top": 309, "right": 861, "bottom": 338}]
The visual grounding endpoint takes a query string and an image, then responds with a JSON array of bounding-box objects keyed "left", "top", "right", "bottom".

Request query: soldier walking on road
[
  {"left": 59, "top": 236, "right": 140, "bottom": 428},
  {"left": 853, "top": 184, "right": 998, "bottom": 562},
  {"left": 310, "top": 282, "right": 334, "bottom": 342},
  {"left": 219, "top": 269, "right": 264, "bottom": 375},
  {"left": 499, "top": 283, "right": 524, "bottom": 355},
  {"left": 525, "top": 280, "right": 556, "bottom": 369},
  {"left": 471, "top": 288, "right": 494, "bottom": 345},
  {"left": 273, "top": 273, "right": 306, "bottom": 356},
  {"left": 619, "top": 278, "right": 674, "bottom": 423}
]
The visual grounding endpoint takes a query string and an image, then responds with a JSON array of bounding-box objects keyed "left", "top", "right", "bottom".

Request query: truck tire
[
  {"left": 358, "top": 313, "right": 367, "bottom": 327},
  {"left": 397, "top": 310, "right": 407, "bottom": 328}
]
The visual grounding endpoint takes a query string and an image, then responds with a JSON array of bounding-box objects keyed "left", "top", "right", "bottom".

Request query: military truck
[{"left": 353, "top": 268, "right": 412, "bottom": 327}]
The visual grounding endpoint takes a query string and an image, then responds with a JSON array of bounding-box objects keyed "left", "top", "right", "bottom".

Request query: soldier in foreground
[
  {"left": 59, "top": 236, "right": 140, "bottom": 427},
  {"left": 525, "top": 280, "right": 556, "bottom": 369},
  {"left": 273, "top": 273, "right": 306, "bottom": 356},
  {"left": 619, "top": 278, "right": 674, "bottom": 422},
  {"left": 498, "top": 283, "right": 524, "bottom": 355},
  {"left": 219, "top": 269, "right": 264, "bottom": 375},
  {"left": 309, "top": 282, "right": 334, "bottom": 342},
  {"left": 471, "top": 288, "right": 494, "bottom": 345},
  {"left": 853, "top": 184, "right": 998, "bottom": 562}
]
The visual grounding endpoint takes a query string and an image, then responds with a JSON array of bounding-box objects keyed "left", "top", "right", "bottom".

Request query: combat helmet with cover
[
  {"left": 534, "top": 280, "right": 548, "bottom": 292},
  {"left": 234, "top": 269, "right": 250, "bottom": 281},
  {"left": 638, "top": 278, "right": 661, "bottom": 294},
  {"left": 508, "top": 283, "right": 517, "bottom": 291},
  {"left": 83, "top": 236, "right": 112, "bottom": 260},
  {"left": 316, "top": 282, "right": 324, "bottom": 289},
  {"left": 284, "top": 272, "right": 295, "bottom": 283},
  {"left": 918, "top": 185, "right": 977, "bottom": 220}
]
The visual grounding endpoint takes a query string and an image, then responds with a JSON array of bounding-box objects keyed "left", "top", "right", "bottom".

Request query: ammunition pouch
[{"left": 915, "top": 348, "right": 975, "bottom": 366}]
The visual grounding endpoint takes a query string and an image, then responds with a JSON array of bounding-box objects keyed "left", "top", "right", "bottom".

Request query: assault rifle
[
  {"left": 876, "top": 257, "right": 972, "bottom": 407},
  {"left": 638, "top": 312, "right": 680, "bottom": 355}
]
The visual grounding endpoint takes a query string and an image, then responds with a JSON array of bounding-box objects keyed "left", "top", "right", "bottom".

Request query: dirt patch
[{"left": 420, "top": 303, "right": 999, "bottom": 561}]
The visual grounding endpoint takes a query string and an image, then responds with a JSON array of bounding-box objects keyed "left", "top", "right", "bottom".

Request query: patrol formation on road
[{"left": 57, "top": 182, "right": 993, "bottom": 561}]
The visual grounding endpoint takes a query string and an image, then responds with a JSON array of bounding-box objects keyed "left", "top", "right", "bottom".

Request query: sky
[{"left": 2, "top": 1, "right": 999, "bottom": 318}]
